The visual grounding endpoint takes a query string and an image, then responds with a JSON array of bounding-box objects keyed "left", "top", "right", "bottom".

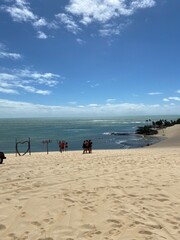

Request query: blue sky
[{"left": 0, "top": 0, "right": 180, "bottom": 118}]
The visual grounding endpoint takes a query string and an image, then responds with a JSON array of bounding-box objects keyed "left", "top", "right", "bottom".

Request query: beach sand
[{"left": 0, "top": 125, "right": 180, "bottom": 240}]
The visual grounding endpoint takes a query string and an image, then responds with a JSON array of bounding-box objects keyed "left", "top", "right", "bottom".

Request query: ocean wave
[
  {"left": 111, "top": 132, "right": 135, "bottom": 136},
  {"left": 121, "top": 121, "right": 143, "bottom": 124},
  {"left": 103, "top": 132, "right": 111, "bottom": 135},
  {"left": 115, "top": 140, "right": 127, "bottom": 145},
  {"left": 130, "top": 137, "right": 143, "bottom": 141},
  {"left": 103, "top": 131, "right": 136, "bottom": 136}
]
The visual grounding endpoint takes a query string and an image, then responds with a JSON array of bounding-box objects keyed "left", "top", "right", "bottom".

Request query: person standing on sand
[
  {"left": 59, "top": 141, "right": 62, "bottom": 152},
  {"left": 88, "top": 140, "right": 93, "bottom": 153},
  {"left": 61, "top": 141, "right": 65, "bottom": 152},
  {"left": 65, "top": 142, "right": 68, "bottom": 151},
  {"left": 0, "top": 152, "right": 6, "bottom": 164},
  {"left": 82, "top": 140, "right": 87, "bottom": 154},
  {"left": 82, "top": 140, "right": 93, "bottom": 154}
]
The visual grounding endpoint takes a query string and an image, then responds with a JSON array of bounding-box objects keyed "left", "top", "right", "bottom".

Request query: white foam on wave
[
  {"left": 115, "top": 140, "right": 127, "bottom": 145},
  {"left": 103, "top": 132, "right": 111, "bottom": 135}
]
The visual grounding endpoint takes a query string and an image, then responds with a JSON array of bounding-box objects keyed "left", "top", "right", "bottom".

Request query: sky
[{"left": 0, "top": 0, "right": 180, "bottom": 118}]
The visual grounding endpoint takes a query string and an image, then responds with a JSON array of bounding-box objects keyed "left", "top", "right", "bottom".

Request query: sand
[{"left": 0, "top": 125, "right": 180, "bottom": 240}]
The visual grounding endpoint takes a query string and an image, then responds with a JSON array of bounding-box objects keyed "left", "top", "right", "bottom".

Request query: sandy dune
[
  {"left": 149, "top": 124, "right": 180, "bottom": 148},
  {"left": 0, "top": 125, "right": 180, "bottom": 240}
]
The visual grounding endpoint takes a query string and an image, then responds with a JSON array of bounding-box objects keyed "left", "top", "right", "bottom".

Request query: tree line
[{"left": 136, "top": 118, "right": 180, "bottom": 135}]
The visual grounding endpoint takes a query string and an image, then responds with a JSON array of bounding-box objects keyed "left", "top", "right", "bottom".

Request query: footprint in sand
[
  {"left": 43, "top": 218, "right": 50, "bottom": 223},
  {"left": 6, "top": 197, "right": 11, "bottom": 201},
  {"left": 83, "top": 206, "right": 95, "bottom": 212},
  {"left": 15, "top": 205, "right": 23, "bottom": 210},
  {"left": 31, "top": 221, "right": 41, "bottom": 227},
  {"left": 80, "top": 224, "right": 96, "bottom": 230},
  {"left": 33, "top": 182, "right": 41, "bottom": 187},
  {"left": 139, "top": 230, "right": 153, "bottom": 235},
  {"left": 79, "top": 223, "right": 102, "bottom": 237},
  {"left": 0, "top": 224, "right": 6, "bottom": 230},
  {"left": 157, "top": 198, "right": 169, "bottom": 202},
  {"left": 106, "top": 219, "right": 121, "bottom": 225},
  {"left": 43, "top": 218, "right": 54, "bottom": 225},
  {"left": 106, "top": 227, "right": 121, "bottom": 236},
  {"left": 20, "top": 211, "right": 27, "bottom": 217},
  {"left": 8, "top": 233, "right": 17, "bottom": 239},
  {"left": 64, "top": 197, "right": 76, "bottom": 203}
]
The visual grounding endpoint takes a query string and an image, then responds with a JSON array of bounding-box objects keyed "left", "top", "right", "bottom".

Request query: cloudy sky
[{"left": 0, "top": 0, "right": 180, "bottom": 118}]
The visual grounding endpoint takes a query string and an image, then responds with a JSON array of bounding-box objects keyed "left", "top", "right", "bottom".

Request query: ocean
[{"left": 0, "top": 115, "right": 178, "bottom": 154}]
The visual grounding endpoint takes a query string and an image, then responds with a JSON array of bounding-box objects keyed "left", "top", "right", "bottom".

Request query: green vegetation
[{"left": 136, "top": 118, "right": 180, "bottom": 135}]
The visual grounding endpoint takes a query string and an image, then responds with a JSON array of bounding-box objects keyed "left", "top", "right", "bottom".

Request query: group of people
[
  {"left": 58, "top": 141, "right": 68, "bottom": 152},
  {"left": 59, "top": 139, "right": 93, "bottom": 154},
  {"left": 82, "top": 140, "right": 93, "bottom": 154}
]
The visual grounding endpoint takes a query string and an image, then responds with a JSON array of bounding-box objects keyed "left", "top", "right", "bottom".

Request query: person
[
  {"left": 82, "top": 140, "right": 93, "bottom": 154},
  {"left": 61, "top": 141, "right": 65, "bottom": 152},
  {"left": 0, "top": 152, "right": 6, "bottom": 164},
  {"left": 59, "top": 141, "right": 62, "bottom": 152},
  {"left": 65, "top": 142, "right": 68, "bottom": 151},
  {"left": 88, "top": 140, "right": 93, "bottom": 153},
  {"left": 82, "top": 140, "right": 87, "bottom": 154}
]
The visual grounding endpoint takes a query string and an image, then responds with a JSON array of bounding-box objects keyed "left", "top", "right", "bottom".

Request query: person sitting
[{"left": 0, "top": 152, "right": 6, "bottom": 164}]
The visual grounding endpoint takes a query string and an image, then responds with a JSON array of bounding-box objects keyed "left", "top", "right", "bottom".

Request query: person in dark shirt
[{"left": 0, "top": 152, "right": 6, "bottom": 164}]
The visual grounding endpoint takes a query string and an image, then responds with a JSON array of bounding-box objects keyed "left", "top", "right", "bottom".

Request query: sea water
[{"left": 0, "top": 115, "right": 178, "bottom": 154}]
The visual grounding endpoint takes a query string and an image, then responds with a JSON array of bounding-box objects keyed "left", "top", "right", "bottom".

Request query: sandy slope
[{"left": 149, "top": 124, "right": 180, "bottom": 148}]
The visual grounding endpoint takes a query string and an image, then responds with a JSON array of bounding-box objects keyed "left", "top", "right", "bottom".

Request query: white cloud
[
  {"left": 163, "top": 96, "right": 180, "bottom": 102},
  {"left": 16, "top": 0, "right": 28, "bottom": 7},
  {"left": 0, "top": 87, "right": 18, "bottom": 94},
  {"left": 90, "top": 83, "right": 100, "bottom": 88},
  {"left": 88, "top": 103, "right": 99, "bottom": 107},
  {"left": 106, "top": 98, "right": 116, "bottom": 103},
  {"left": 0, "top": 73, "right": 17, "bottom": 80},
  {"left": 177, "top": 90, "right": 180, "bottom": 94},
  {"left": 0, "top": 99, "right": 179, "bottom": 118},
  {"left": 33, "top": 18, "right": 47, "bottom": 27},
  {"left": 19, "top": 85, "right": 51, "bottom": 95},
  {"left": 148, "top": 92, "right": 162, "bottom": 95},
  {"left": 163, "top": 98, "right": 169, "bottom": 102},
  {"left": 99, "top": 20, "right": 131, "bottom": 36},
  {"left": 4, "top": 1, "right": 37, "bottom": 22},
  {"left": 99, "top": 26, "right": 120, "bottom": 37},
  {"left": 76, "top": 38, "right": 86, "bottom": 44},
  {"left": 55, "top": 13, "right": 81, "bottom": 34},
  {"left": 1, "top": 0, "right": 157, "bottom": 38},
  {"left": 0, "top": 42, "right": 22, "bottom": 59},
  {"left": 169, "top": 97, "right": 180, "bottom": 101},
  {"left": 131, "top": 0, "right": 156, "bottom": 9},
  {"left": 0, "top": 51, "right": 22, "bottom": 59},
  {"left": 62, "top": 0, "right": 156, "bottom": 37},
  {"left": 1, "top": 1, "right": 54, "bottom": 39},
  {"left": 66, "top": 0, "right": 156, "bottom": 24},
  {"left": 66, "top": 0, "right": 129, "bottom": 24},
  {"left": 37, "top": 31, "right": 48, "bottom": 39},
  {"left": 0, "top": 68, "right": 62, "bottom": 95},
  {"left": 64, "top": 0, "right": 156, "bottom": 37}
]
